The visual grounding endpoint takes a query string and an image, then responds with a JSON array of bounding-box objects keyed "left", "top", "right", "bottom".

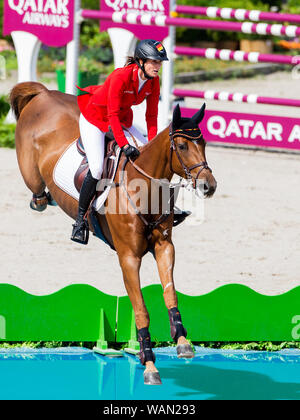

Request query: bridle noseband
[{"left": 169, "top": 124, "right": 212, "bottom": 188}]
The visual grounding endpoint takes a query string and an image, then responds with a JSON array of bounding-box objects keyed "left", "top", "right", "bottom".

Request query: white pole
[
  {"left": 108, "top": 28, "right": 137, "bottom": 69},
  {"left": 65, "top": 0, "right": 81, "bottom": 94},
  {"left": 5, "top": 31, "right": 42, "bottom": 123}
]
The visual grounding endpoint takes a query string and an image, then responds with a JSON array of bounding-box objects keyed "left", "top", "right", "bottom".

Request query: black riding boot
[
  {"left": 173, "top": 209, "right": 192, "bottom": 227},
  {"left": 71, "top": 170, "right": 98, "bottom": 245}
]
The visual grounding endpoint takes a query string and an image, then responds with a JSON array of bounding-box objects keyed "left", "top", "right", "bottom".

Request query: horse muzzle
[{"left": 195, "top": 176, "right": 217, "bottom": 198}]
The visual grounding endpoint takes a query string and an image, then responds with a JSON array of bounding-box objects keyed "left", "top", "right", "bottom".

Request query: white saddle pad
[{"left": 53, "top": 140, "right": 121, "bottom": 212}]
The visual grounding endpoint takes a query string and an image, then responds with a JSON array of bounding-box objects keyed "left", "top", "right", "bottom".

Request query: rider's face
[{"left": 139, "top": 59, "right": 162, "bottom": 79}]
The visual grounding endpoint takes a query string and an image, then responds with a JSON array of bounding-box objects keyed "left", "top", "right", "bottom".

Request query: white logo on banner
[
  {"left": 207, "top": 115, "right": 300, "bottom": 143},
  {"left": 7, "top": 0, "right": 70, "bottom": 28},
  {"left": 291, "top": 315, "right": 300, "bottom": 340}
]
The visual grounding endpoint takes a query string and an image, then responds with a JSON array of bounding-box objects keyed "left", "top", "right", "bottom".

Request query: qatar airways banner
[
  {"left": 3, "top": 0, "right": 74, "bottom": 47},
  {"left": 100, "top": 0, "right": 169, "bottom": 41},
  {"left": 182, "top": 108, "right": 300, "bottom": 151}
]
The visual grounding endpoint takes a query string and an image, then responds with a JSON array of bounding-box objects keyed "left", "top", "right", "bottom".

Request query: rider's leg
[{"left": 71, "top": 114, "right": 105, "bottom": 244}]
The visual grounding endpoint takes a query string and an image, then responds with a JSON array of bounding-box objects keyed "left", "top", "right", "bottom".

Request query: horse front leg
[
  {"left": 118, "top": 251, "right": 162, "bottom": 385},
  {"left": 154, "top": 236, "right": 195, "bottom": 358}
]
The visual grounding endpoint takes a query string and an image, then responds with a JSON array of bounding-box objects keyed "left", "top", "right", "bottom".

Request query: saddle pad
[{"left": 53, "top": 140, "right": 121, "bottom": 212}]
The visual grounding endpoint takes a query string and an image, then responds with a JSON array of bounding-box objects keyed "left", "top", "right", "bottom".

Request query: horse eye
[{"left": 178, "top": 143, "right": 187, "bottom": 150}]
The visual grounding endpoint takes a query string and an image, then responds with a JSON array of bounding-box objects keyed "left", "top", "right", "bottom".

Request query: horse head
[{"left": 170, "top": 104, "right": 217, "bottom": 197}]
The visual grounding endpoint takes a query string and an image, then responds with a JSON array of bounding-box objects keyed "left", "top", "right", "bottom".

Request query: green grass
[{"left": 1, "top": 341, "right": 299, "bottom": 351}]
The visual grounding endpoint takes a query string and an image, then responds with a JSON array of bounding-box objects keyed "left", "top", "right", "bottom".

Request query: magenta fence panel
[
  {"left": 98, "top": 0, "right": 169, "bottom": 41},
  {"left": 181, "top": 108, "right": 300, "bottom": 151},
  {"left": 3, "top": 0, "right": 75, "bottom": 47}
]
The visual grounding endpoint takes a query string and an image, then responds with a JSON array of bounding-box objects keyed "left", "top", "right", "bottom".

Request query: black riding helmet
[{"left": 134, "top": 39, "right": 168, "bottom": 79}]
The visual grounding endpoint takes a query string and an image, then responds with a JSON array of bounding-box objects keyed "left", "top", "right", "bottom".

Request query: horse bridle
[
  {"left": 119, "top": 124, "right": 212, "bottom": 238},
  {"left": 169, "top": 125, "right": 212, "bottom": 189},
  {"left": 126, "top": 124, "right": 212, "bottom": 188}
]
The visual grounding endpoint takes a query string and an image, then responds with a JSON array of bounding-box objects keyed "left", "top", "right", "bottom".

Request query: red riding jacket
[{"left": 77, "top": 63, "right": 160, "bottom": 148}]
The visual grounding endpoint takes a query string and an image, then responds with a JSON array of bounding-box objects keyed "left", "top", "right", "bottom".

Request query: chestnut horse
[{"left": 10, "top": 82, "right": 217, "bottom": 385}]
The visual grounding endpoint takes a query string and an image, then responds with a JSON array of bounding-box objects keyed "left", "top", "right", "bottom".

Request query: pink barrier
[
  {"left": 3, "top": 0, "right": 74, "bottom": 47},
  {"left": 181, "top": 108, "right": 300, "bottom": 151},
  {"left": 174, "top": 89, "right": 300, "bottom": 108},
  {"left": 80, "top": 7, "right": 300, "bottom": 150},
  {"left": 174, "top": 46, "right": 300, "bottom": 66},
  {"left": 81, "top": 10, "right": 300, "bottom": 37},
  {"left": 175, "top": 5, "right": 300, "bottom": 25}
]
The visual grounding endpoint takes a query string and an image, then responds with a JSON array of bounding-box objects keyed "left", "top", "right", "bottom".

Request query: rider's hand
[{"left": 122, "top": 144, "right": 140, "bottom": 160}]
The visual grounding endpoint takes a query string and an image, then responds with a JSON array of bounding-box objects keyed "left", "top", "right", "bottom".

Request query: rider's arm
[
  {"left": 107, "top": 76, "right": 129, "bottom": 148},
  {"left": 145, "top": 77, "right": 160, "bottom": 141}
]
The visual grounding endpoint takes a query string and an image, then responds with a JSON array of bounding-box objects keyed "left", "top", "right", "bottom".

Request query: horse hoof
[
  {"left": 144, "top": 371, "right": 162, "bottom": 385},
  {"left": 30, "top": 199, "right": 47, "bottom": 212},
  {"left": 177, "top": 344, "right": 195, "bottom": 359}
]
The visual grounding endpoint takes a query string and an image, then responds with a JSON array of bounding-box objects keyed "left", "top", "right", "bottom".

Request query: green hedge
[
  {"left": 0, "top": 96, "right": 15, "bottom": 149},
  {"left": 0, "top": 121, "right": 15, "bottom": 148}
]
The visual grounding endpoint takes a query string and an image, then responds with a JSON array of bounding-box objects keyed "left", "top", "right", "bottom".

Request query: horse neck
[{"left": 138, "top": 127, "right": 172, "bottom": 181}]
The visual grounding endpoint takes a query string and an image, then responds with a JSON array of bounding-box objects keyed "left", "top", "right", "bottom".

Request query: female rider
[{"left": 71, "top": 39, "right": 188, "bottom": 245}]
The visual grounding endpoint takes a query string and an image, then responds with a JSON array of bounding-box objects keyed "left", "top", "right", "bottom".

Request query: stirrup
[
  {"left": 173, "top": 210, "right": 192, "bottom": 227},
  {"left": 71, "top": 218, "right": 89, "bottom": 245}
]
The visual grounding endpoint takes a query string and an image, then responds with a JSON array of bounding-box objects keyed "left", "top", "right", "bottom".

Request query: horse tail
[{"left": 10, "top": 82, "right": 48, "bottom": 120}]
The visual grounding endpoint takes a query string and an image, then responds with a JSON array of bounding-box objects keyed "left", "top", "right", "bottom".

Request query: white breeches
[{"left": 79, "top": 113, "right": 147, "bottom": 180}]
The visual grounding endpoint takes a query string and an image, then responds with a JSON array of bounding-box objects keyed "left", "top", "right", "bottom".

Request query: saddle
[{"left": 74, "top": 130, "right": 119, "bottom": 197}]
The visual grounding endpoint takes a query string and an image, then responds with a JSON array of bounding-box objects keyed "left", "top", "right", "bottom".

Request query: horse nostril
[{"left": 203, "top": 182, "right": 216, "bottom": 197}]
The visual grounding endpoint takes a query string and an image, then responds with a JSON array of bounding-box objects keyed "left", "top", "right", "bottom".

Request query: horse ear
[
  {"left": 172, "top": 104, "right": 181, "bottom": 129},
  {"left": 191, "top": 103, "right": 206, "bottom": 125}
]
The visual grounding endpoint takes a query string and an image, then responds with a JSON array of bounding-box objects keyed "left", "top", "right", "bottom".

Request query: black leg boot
[
  {"left": 71, "top": 170, "right": 98, "bottom": 245},
  {"left": 173, "top": 209, "right": 192, "bottom": 227}
]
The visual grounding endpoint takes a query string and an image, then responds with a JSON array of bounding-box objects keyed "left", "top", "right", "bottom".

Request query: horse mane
[
  {"left": 139, "top": 126, "right": 169, "bottom": 155},
  {"left": 10, "top": 82, "right": 48, "bottom": 120}
]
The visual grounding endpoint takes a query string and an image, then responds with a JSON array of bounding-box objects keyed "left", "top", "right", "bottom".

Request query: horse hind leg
[
  {"left": 16, "top": 149, "right": 49, "bottom": 212},
  {"left": 30, "top": 190, "right": 57, "bottom": 212}
]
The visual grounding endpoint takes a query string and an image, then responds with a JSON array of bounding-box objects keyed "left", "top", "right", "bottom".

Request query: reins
[
  {"left": 119, "top": 124, "right": 212, "bottom": 239},
  {"left": 119, "top": 157, "right": 175, "bottom": 240}
]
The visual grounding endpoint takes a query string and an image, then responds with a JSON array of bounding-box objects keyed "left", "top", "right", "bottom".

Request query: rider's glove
[{"left": 122, "top": 144, "right": 140, "bottom": 160}]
